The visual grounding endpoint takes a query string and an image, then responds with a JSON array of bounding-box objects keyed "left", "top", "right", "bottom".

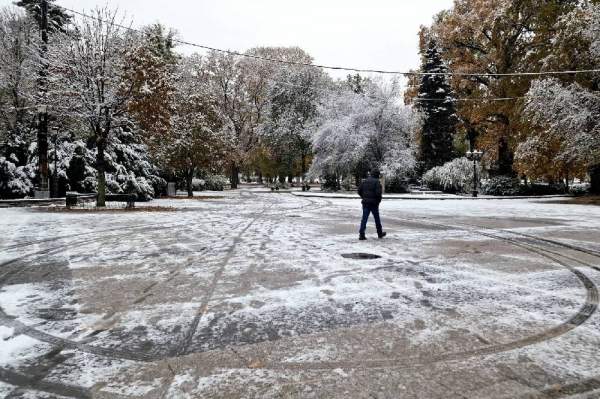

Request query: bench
[
  {"left": 66, "top": 193, "right": 136, "bottom": 208},
  {"left": 105, "top": 194, "right": 137, "bottom": 208}
]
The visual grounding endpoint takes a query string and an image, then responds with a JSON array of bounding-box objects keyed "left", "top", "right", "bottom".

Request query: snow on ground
[
  {"left": 0, "top": 330, "right": 46, "bottom": 367},
  {"left": 0, "top": 191, "right": 599, "bottom": 398}
]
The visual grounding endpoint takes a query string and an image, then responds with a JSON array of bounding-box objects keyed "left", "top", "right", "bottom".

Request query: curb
[
  {"left": 0, "top": 194, "right": 96, "bottom": 208},
  {"left": 291, "top": 192, "right": 573, "bottom": 201},
  {"left": 0, "top": 198, "right": 66, "bottom": 208}
]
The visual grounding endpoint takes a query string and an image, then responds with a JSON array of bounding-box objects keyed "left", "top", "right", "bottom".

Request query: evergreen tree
[
  {"left": 0, "top": 9, "right": 37, "bottom": 198},
  {"left": 14, "top": 0, "right": 71, "bottom": 33},
  {"left": 416, "top": 39, "right": 457, "bottom": 174},
  {"left": 346, "top": 73, "right": 364, "bottom": 94},
  {"left": 106, "top": 123, "right": 166, "bottom": 201}
]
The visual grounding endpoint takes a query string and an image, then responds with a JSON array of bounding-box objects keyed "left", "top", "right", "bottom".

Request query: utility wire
[
  {"left": 11, "top": 3, "right": 552, "bottom": 106},
  {"left": 56, "top": 4, "right": 600, "bottom": 78}
]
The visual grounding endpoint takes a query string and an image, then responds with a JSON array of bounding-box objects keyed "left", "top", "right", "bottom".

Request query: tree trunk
[
  {"left": 467, "top": 127, "right": 478, "bottom": 152},
  {"left": 96, "top": 138, "right": 106, "bottom": 207},
  {"left": 301, "top": 154, "right": 307, "bottom": 180},
  {"left": 589, "top": 164, "right": 600, "bottom": 194},
  {"left": 186, "top": 169, "right": 193, "bottom": 198},
  {"left": 230, "top": 163, "right": 239, "bottom": 189},
  {"left": 257, "top": 171, "right": 263, "bottom": 184},
  {"left": 496, "top": 136, "right": 515, "bottom": 177}
]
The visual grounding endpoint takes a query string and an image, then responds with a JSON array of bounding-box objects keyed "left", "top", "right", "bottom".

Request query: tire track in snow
[
  {"left": 173, "top": 193, "right": 276, "bottom": 357},
  {"left": 259, "top": 217, "right": 597, "bottom": 371},
  {"left": 204, "top": 214, "right": 599, "bottom": 372},
  {"left": 165, "top": 215, "right": 600, "bottom": 373},
  {"left": 0, "top": 367, "right": 91, "bottom": 399},
  {"left": 2, "top": 199, "right": 600, "bottom": 398}
]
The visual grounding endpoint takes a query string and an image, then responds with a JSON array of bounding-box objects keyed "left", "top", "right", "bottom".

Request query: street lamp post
[{"left": 466, "top": 150, "right": 483, "bottom": 197}]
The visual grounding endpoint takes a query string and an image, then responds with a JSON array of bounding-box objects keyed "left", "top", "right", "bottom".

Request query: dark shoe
[
  {"left": 359, "top": 235, "right": 366, "bottom": 241},
  {"left": 378, "top": 232, "right": 387, "bottom": 239}
]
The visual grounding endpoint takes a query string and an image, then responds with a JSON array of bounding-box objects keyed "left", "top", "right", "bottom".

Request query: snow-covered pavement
[{"left": 1, "top": 192, "right": 600, "bottom": 398}]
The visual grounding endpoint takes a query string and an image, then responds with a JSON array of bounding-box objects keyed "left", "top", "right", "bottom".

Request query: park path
[{"left": 1, "top": 193, "right": 600, "bottom": 398}]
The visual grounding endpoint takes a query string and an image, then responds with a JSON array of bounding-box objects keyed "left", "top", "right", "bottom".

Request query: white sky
[{"left": 2, "top": 0, "right": 455, "bottom": 79}]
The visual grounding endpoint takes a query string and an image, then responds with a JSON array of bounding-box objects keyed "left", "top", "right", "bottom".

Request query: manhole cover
[{"left": 341, "top": 253, "right": 382, "bottom": 260}]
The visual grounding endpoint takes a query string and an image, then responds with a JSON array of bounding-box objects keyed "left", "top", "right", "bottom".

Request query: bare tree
[
  {"left": 0, "top": 7, "right": 37, "bottom": 161},
  {"left": 156, "top": 54, "right": 230, "bottom": 197},
  {"left": 205, "top": 51, "right": 252, "bottom": 189},
  {"left": 51, "top": 8, "right": 138, "bottom": 206}
]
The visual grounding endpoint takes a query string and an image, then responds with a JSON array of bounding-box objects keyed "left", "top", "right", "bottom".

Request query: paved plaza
[{"left": 1, "top": 191, "right": 600, "bottom": 398}]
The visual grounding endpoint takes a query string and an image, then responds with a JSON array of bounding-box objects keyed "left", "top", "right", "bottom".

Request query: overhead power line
[
  {"left": 56, "top": 5, "right": 600, "bottom": 79},
  {"left": 413, "top": 96, "right": 532, "bottom": 103},
  {"left": 16, "top": 4, "right": 563, "bottom": 106}
]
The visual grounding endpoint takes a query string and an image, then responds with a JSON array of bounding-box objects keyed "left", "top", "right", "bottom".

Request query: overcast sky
[{"left": 2, "top": 0, "right": 455, "bottom": 79}]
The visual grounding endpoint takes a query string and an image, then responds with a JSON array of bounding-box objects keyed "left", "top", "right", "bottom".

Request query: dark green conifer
[
  {"left": 416, "top": 39, "right": 457, "bottom": 174},
  {"left": 14, "top": 0, "right": 71, "bottom": 32}
]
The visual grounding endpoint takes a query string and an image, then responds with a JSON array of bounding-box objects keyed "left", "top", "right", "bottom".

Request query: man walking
[{"left": 358, "top": 170, "right": 386, "bottom": 241}]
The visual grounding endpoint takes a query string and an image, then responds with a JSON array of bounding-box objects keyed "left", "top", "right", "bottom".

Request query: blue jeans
[{"left": 359, "top": 204, "right": 383, "bottom": 236}]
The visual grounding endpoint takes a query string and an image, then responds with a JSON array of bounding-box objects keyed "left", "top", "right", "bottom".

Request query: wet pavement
[{"left": 1, "top": 191, "right": 600, "bottom": 398}]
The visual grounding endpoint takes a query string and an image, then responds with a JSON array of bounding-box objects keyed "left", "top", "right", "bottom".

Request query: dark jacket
[{"left": 358, "top": 177, "right": 382, "bottom": 206}]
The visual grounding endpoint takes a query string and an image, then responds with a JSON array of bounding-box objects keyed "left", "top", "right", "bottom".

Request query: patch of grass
[
  {"left": 163, "top": 196, "right": 225, "bottom": 200},
  {"left": 536, "top": 196, "right": 600, "bottom": 206},
  {"left": 35, "top": 206, "right": 177, "bottom": 213}
]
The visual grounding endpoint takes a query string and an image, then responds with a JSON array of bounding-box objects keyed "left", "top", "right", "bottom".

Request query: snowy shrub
[
  {"left": 148, "top": 175, "right": 167, "bottom": 197},
  {"left": 385, "top": 176, "right": 409, "bottom": 194},
  {"left": 137, "top": 176, "right": 155, "bottom": 201},
  {"left": 122, "top": 173, "right": 140, "bottom": 195},
  {"left": 106, "top": 177, "right": 124, "bottom": 195},
  {"left": 204, "top": 175, "right": 228, "bottom": 191},
  {"left": 481, "top": 177, "right": 523, "bottom": 196},
  {"left": 133, "top": 176, "right": 155, "bottom": 201},
  {"left": 321, "top": 174, "right": 340, "bottom": 192},
  {"left": 570, "top": 183, "right": 590, "bottom": 196},
  {"left": 270, "top": 181, "right": 288, "bottom": 190},
  {"left": 0, "top": 157, "right": 33, "bottom": 198},
  {"left": 481, "top": 177, "right": 566, "bottom": 196},
  {"left": 525, "top": 183, "right": 566, "bottom": 196},
  {"left": 422, "top": 157, "right": 475, "bottom": 193},
  {"left": 191, "top": 175, "right": 228, "bottom": 192},
  {"left": 191, "top": 178, "right": 205, "bottom": 191},
  {"left": 121, "top": 173, "right": 155, "bottom": 201},
  {"left": 341, "top": 177, "right": 354, "bottom": 191},
  {"left": 82, "top": 176, "right": 98, "bottom": 193}
]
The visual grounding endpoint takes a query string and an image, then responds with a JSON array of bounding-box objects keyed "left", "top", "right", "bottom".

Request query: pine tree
[
  {"left": 416, "top": 39, "right": 457, "bottom": 174},
  {"left": 346, "top": 73, "right": 364, "bottom": 94},
  {"left": 106, "top": 123, "right": 165, "bottom": 201},
  {"left": 15, "top": 0, "right": 71, "bottom": 33},
  {"left": 0, "top": 9, "right": 37, "bottom": 198}
]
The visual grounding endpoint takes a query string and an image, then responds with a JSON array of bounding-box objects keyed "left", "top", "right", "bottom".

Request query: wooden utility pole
[
  {"left": 36, "top": 0, "right": 50, "bottom": 197},
  {"left": 52, "top": 132, "right": 59, "bottom": 197}
]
